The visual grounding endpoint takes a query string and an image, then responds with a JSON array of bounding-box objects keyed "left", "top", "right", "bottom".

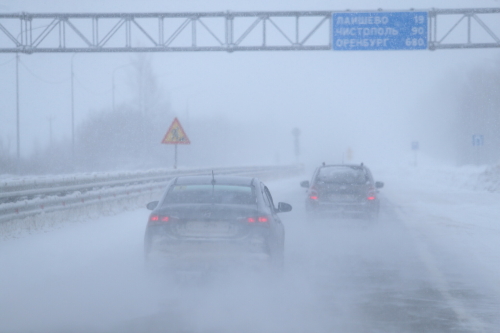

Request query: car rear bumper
[
  {"left": 147, "top": 247, "right": 272, "bottom": 272},
  {"left": 151, "top": 237, "right": 268, "bottom": 253},
  {"left": 306, "top": 200, "right": 379, "bottom": 215},
  {"left": 146, "top": 237, "right": 273, "bottom": 269}
]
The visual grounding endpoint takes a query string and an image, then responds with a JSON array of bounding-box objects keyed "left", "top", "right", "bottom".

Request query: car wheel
[
  {"left": 365, "top": 209, "right": 379, "bottom": 221},
  {"left": 270, "top": 247, "right": 284, "bottom": 271},
  {"left": 306, "top": 206, "right": 318, "bottom": 219}
]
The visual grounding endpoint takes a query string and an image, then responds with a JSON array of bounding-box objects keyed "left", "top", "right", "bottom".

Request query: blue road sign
[
  {"left": 333, "top": 12, "right": 428, "bottom": 51},
  {"left": 472, "top": 135, "right": 484, "bottom": 146},
  {"left": 411, "top": 141, "right": 419, "bottom": 151}
]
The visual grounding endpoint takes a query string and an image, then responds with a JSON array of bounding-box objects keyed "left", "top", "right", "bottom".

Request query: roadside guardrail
[{"left": 0, "top": 165, "right": 303, "bottom": 223}]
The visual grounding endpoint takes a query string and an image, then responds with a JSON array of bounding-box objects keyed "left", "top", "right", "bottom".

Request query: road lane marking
[{"left": 394, "top": 206, "right": 488, "bottom": 332}]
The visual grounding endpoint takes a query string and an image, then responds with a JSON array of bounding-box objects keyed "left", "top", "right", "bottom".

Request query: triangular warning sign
[{"left": 161, "top": 117, "right": 191, "bottom": 144}]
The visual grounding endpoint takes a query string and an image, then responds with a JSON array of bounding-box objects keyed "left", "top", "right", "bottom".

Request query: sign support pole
[
  {"left": 161, "top": 117, "right": 191, "bottom": 169},
  {"left": 174, "top": 144, "right": 178, "bottom": 169},
  {"left": 411, "top": 141, "right": 419, "bottom": 167},
  {"left": 472, "top": 135, "right": 484, "bottom": 165},
  {"left": 292, "top": 128, "right": 301, "bottom": 163}
]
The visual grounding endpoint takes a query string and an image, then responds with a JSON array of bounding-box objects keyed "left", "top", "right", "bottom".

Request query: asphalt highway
[{"left": 1, "top": 176, "right": 497, "bottom": 333}]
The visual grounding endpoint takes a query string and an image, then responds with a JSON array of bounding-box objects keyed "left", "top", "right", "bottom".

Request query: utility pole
[
  {"left": 292, "top": 128, "right": 301, "bottom": 163},
  {"left": 112, "top": 64, "right": 132, "bottom": 112},
  {"left": 112, "top": 73, "right": 115, "bottom": 112},
  {"left": 47, "top": 115, "right": 56, "bottom": 146},
  {"left": 70, "top": 53, "right": 76, "bottom": 160},
  {"left": 411, "top": 141, "right": 419, "bottom": 167},
  {"left": 15, "top": 53, "right": 20, "bottom": 163}
]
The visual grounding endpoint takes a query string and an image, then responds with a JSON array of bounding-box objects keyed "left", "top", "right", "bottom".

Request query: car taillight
[
  {"left": 309, "top": 190, "right": 319, "bottom": 200},
  {"left": 367, "top": 187, "right": 377, "bottom": 200},
  {"left": 148, "top": 215, "right": 170, "bottom": 225},
  {"left": 247, "top": 216, "right": 269, "bottom": 223}
]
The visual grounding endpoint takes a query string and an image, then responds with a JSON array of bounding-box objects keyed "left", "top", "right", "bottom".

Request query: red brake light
[
  {"left": 247, "top": 216, "right": 268, "bottom": 223},
  {"left": 367, "top": 196, "right": 376, "bottom": 201},
  {"left": 149, "top": 215, "right": 170, "bottom": 225},
  {"left": 309, "top": 189, "right": 318, "bottom": 200}
]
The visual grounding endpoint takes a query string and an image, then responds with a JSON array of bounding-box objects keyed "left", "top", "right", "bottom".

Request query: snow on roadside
[
  {"left": 0, "top": 172, "right": 301, "bottom": 240},
  {"left": 0, "top": 191, "right": 160, "bottom": 240},
  {"left": 375, "top": 163, "right": 500, "bottom": 193},
  {"left": 376, "top": 163, "right": 500, "bottom": 328},
  {"left": 477, "top": 164, "right": 500, "bottom": 192}
]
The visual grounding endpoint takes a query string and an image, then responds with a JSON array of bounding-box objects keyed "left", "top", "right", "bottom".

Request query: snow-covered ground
[
  {"left": 376, "top": 165, "right": 500, "bottom": 289},
  {"left": 375, "top": 165, "right": 500, "bottom": 331},
  {"left": 0, "top": 165, "right": 499, "bottom": 332}
]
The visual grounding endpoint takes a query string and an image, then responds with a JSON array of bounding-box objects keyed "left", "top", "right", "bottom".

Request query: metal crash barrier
[{"left": 0, "top": 165, "right": 303, "bottom": 223}]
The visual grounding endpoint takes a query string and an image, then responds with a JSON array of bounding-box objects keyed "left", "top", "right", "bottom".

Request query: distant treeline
[
  {"left": 455, "top": 56, "right": 500, "bottom": 165},
  {"left": 0, "top": 106, "right": 283, "bottom": 175}
]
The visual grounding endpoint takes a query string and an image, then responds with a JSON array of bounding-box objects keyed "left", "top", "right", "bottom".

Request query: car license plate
[
  {"left": 181, "top": 221, "right": 235, "bottom": 237},
  {"left": 329, "top": 194, "right": 357, "bottom": 202}
]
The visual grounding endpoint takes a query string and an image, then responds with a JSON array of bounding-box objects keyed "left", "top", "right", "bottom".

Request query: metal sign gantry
[{"left": 0, "top": 8, "right": 499, "bottom": 53}]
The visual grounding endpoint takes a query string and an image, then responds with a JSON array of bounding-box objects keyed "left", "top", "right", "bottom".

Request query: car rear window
[
  {"left": 317, "top": 167, "right": 367, "bottom": 184},
  {"left": 165, "top": 185, "right": 256, "bottom": 205}
]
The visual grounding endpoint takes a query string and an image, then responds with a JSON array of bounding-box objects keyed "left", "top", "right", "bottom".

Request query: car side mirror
[
  {"left": 146, "top": 201, "right": 159, "bottom": 210},
  {"left": 375, "top": 181, "right": 384, "bottom": 189},
  {"left": 277, "top": 202, "right": 292, "bottom": 213},
  {"left": 300, "top": 180, "right": 310, "bottom": 188}
]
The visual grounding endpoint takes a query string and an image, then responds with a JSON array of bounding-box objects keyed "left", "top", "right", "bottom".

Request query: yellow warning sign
[{"left": 161, "top": 117, "right": 191, "bottom": 144}]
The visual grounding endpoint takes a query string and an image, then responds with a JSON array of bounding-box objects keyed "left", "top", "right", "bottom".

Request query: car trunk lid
[
  {"left": 316, "top": 182, "right": 369, "bottom": 203},
  {"left": 157, "top": 204, "right": 261, "bottom": 239}
]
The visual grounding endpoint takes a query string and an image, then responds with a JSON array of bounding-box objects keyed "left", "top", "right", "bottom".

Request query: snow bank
[
  {"left": 0, "top": 169, "right": 303, "bottom": 239},
  {"left": 375, "top": 164, "right": 500, "bottom": 193},
  {"left": 477, "top": 164, "right": 500, "bottom": 192},
  {"left": 0, "top": 191, "right": 159, "bottom": 240}
]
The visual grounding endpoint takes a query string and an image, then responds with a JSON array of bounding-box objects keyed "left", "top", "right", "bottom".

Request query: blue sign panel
[
  {"left": 333, "top": 12, "right": 428, "bottom": 51},
  {"left": 411, "top": 141, "right": 419, "bottom": 151},
  {"left": 472, "top": 135, "right": 484, "bottom": 146}
]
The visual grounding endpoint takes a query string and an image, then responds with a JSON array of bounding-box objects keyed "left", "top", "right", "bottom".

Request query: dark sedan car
[
  {"left": 301, "top": 163, "right": 383, "bottom": 219},
  {"left": 144, "top": 175, "right": 291, "bottom": 271}
]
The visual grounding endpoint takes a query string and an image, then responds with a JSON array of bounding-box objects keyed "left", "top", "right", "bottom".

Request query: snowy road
[{"left": 1, "top": 169, "right": 499, "bottom": 333}]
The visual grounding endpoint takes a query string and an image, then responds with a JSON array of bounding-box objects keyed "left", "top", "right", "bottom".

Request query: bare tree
[
  {"left": 0, "top": 136, "right": 15, "bottom": 173},
  {"left": 128, "top": 53, "right": 161, "bottom": 115},
  {"left": 456, "top": 57, "right": 500, "bottom": 165}
]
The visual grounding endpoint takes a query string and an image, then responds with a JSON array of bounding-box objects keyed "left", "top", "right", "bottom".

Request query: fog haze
[
  {"left": 1, "top": 0, "right": 499, "bottom": 173},
  {"left": 1, "top": 2, "right": 500, "bottom": 332}
]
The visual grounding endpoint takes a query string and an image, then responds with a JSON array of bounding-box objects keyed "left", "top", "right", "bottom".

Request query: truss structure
[
  {"left": 0, "top": 8, "right": 499, "bottom": 53},
  {"left": 429, "top": 8, "right": 500, "bottom": 50}
]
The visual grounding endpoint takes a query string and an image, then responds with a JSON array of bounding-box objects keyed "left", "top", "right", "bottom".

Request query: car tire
[
  {"left": 365, "top": 209, "right": 379, "bottom": 221},
  {"left": 269, "top": 252, "right": 284, "bottom": 278},
  {"left": 306, "top": 206, "right": 318, "bottom": 219}
]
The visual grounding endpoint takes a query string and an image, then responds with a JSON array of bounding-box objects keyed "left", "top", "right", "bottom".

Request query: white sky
[{"left": 0, "top": 0, "right": 499, "bottom": 166}]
